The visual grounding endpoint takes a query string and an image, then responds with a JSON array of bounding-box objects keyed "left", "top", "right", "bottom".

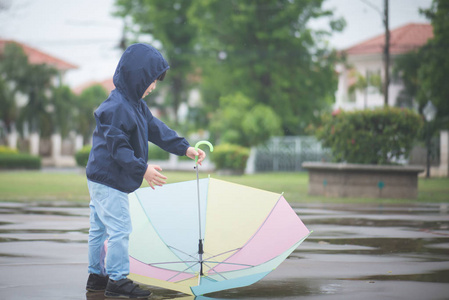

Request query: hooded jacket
[{"left": 86, "top": 43, "right": 190, "bottom": 193}]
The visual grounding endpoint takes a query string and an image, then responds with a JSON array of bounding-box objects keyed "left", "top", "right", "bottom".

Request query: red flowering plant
[{"left": 313, "top": 107, "right": 423, "bottom": 165}]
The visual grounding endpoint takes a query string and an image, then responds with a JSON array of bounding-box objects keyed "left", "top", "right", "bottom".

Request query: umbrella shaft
[
  {"left": 196, "top": 166, "right": 204, "bottom": 276},
  {"left": 196, "top": 166, "right": 202, "bottom": 239},
  {"left": 199, "top": 239, "right": 204, "bottom": 276}
]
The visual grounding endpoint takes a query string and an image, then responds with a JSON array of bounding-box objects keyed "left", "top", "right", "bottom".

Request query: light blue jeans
[{"left": 87, "top": 180, "right": 132, "bottom": 281}]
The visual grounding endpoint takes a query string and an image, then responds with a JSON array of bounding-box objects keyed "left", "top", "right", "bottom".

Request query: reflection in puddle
[{"left": 319, "top": 282, "right": 342, "bottom": 294}]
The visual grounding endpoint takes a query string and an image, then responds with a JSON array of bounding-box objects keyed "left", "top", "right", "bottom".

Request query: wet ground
[{"left": 0, "top": 201, "right": 448, "bottom": 300}]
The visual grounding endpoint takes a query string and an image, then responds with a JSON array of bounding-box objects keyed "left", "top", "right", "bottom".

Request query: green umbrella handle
[{"left": 194, "top": 140, "right": 214, "bottom": 165}]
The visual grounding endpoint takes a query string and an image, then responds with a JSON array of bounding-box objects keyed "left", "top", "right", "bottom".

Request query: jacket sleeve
[
  {"left": 147, "top": 112, "right": 190, "bottom": 156},
  {"left": 95, "top": 107, "right": 147, "bottom": 177}
]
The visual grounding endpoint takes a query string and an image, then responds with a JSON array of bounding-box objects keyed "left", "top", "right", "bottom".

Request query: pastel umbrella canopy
[{"left": 127, "top": 177, "right": 311, "bottom": 296}]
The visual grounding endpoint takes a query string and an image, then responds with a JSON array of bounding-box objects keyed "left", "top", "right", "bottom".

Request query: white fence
[{"left": 249, "top": 136, "right": 332, "bottom": 173}]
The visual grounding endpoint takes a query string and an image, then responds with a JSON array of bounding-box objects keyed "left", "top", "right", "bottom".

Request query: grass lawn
[{"left": 0, "top": 170, "right": 447, "bottom": 204}]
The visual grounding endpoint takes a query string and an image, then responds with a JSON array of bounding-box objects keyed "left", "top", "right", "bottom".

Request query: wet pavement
[{"left": 0, "top": 201, "right": 448, "bottom": 300}]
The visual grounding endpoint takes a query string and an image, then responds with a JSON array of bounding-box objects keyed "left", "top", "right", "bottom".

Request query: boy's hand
[
  {"left": 144, "top": 164, "right": 167, "bottom": 190},
  {"left": 186, "top": 147, "right": 206, "bottom": 165}
]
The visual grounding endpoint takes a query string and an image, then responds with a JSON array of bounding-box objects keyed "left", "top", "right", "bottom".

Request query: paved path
[{"left": 0, "top": 202, "right": 448, "bottom": 300}]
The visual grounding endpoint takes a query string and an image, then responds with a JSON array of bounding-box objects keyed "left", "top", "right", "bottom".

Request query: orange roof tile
[
  {"left": 344, "top": 23, "right": 433, "bottom": 56},
  {"left": 0, "top": 39, "right": 77, "bottom": 71}
]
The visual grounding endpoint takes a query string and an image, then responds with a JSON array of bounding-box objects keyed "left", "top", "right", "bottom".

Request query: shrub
[
  {"left": 0, "top": 146, "right": 19, "bottom": 154},
  {"left": 0, "top": 152, "right": 41, "bottom": 169},
  {"left": 211, "top": 144, "right": 250, "bottom": 172},
  {"left": 75, "top": 145, "right": 92, "bottom": 167},
  {"left": 314, "top": 107, "right": 424, "bottom": 165},
  {"left": 211, "top": 93, "right": 282, "bottom": 147},
  {"left": 148, "top": 143, "right": 170, "bottom": 160}
]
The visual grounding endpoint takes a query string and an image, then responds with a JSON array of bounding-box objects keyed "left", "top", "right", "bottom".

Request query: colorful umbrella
[{"left": 127, "top": 143, "right": 311, "bottom": 296}]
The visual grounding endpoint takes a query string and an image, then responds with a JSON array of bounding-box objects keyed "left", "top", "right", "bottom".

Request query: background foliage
[
  {"left": 114, "top": 0, "right": 197, "bottom": 126},
  {"left": 188, "top": 0, "right": 344, "bottom": 135},
  {"left": 210, "top": 143, "right": 250, "bottom": 171},
  {"left": 210, "top": 93, "right": 282, "bottom": 147},
  {"left": 76, "top": 85, "right": 108, "bottom": 142},
  {"left": 0, "top": 43, "right": 58, "bottom": 137},
  {"left": 115, "top": 0, "right": 345, "bottom": 139},
  {"left": 314, "top": 108, "right": 424, "bottom": 165},
  {"left": 1, "top": 0, "right": 447, "bottom": 166},
  {"left": 394, "top": 0, "right": 449, "bottom": 132},
  {"left": 0, "top": 146, "right": 40, "bottom": 169},
  {"left": 74, "top": 145, "right": 92, "bottom": 167}
]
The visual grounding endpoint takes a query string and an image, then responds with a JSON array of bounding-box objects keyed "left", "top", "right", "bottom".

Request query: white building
[{"left": 334, "top": 23, "right": 433, "bottom": 111}]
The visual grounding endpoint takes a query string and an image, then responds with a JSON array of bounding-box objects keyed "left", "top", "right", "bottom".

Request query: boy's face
[{"left": 142, "top": 80, "right": 157, "bottom": 98}]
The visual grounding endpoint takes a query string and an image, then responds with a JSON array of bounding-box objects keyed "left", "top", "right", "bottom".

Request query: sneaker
[
  {"left": 104, "top": 278, "right": 152, "bottom": 299},
  {"left": 86, "top": 273, "right": 109, "bottom": 292}
]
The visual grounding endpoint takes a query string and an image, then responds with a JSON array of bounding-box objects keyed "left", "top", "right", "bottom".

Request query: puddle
[
  {"left": 0, "top": 202, "right": 448, "bottom": 300},
  {"left": 301, "top": 237, "right": 449, "bottom": 256},
  {"left": 344, "top": 269, "right": 449, "bottom": 283}
]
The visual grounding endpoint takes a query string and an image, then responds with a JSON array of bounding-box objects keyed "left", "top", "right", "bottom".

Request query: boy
[{"left": 85, "top": 43, "right": 205, "bottom": 298}]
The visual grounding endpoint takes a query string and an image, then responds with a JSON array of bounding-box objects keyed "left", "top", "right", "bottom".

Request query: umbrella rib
[
  {"left": 201, "top": 261, "right": 228, "bottom": 281},
  {"left": 207, "top": 195, "right": 284, "bottom": 274},
  {"left": 204, "top": 260, "right": 254, "bottom": 268},
  {"left": 150, "top": 259, "right": 199, "bottom": 275},
  {"left": 202, "top": 247, "right": 241, "bottom": 261},
  {"left": 201, "top": 261, "right": 256, "bottom": 281},
  {"left": 131, "top": 256, "right": 197, "bottom": 268},
  {"left": 166, "top": 262, "right": 201, "bottom": 282},
  {"left": 149, "top": 261, "right": 198, "bottom": 266},
  {"left": 133, "top": 192, "right": 195, "bottom": 271},
  {"left": 167, "top": 245, "right": 200, "bottom": 262},
  {"left": 204, "top": 232, "right": 312, "bottom": 282},
  {"left": 131, "top": 256, "right": 199, "bottom": 282}
]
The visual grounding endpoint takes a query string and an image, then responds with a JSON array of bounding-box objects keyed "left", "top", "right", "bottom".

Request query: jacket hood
[{"left": 113, "top": 43, "right": 169, "bottom": 102}]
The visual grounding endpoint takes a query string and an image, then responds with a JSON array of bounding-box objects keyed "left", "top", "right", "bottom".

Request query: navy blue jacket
[{"left": 86, "top": 43, "right": 190, "bottom": 193}]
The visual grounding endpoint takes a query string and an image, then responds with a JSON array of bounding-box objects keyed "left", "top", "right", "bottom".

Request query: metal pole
[
  {"left": 383, "top": 0, "right": 390, "bottom": 107},
  {"left": 426, "top": 122, "right": 431, "bottom": 178}
]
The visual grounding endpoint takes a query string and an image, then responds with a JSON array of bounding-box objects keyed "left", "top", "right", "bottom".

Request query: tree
[
  {"left": 114, "top": 0, "right": 198, "bottom": 125},
  {"left": 50, "top": 85, "right": 77, "bottom": 137},
  {"left": 0, "top": 74, "right": 17, "bottom": 138},
  {"left": 0, "top": 43, "right": 58, "bottom": 138},
  {"left": 393, "top": 0, "right": 449, "bottom": 130},
  {"left": 210, "top": 93, "right": 282, "bottom": 147},
  {"left": 418, "top": 0, "right": 449, "bottom": 129},
  {"left": 16, "top": 61, "right": 58, "bottom": 137},
  {"left": 188, "top": 0, "right": 345, "bottom": 135},
  {"left": 0, "top": 43, "right": 27, "bottom": 137},
  {"left": 76, "top": 85, "right": 108, "bottom": 143},
  {"left": 393, "top": 50, "right": 422, "bottom": 108}
]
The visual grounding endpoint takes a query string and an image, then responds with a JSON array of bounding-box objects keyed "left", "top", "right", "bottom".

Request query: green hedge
[
  {"left": 314, "top": 107, "right": 424, "bottom": 165},
  {"left": 75, "top": 145, "right": 92, "bottom": 167},
  {"left": 0, "top": 152, "right": 41, "bottom": 169},
  {"left": 0, "top": 146, "right": 19, "bottom": 154},
  {"left": 211, "top": 143, "right": 250, "bottom": 171}
]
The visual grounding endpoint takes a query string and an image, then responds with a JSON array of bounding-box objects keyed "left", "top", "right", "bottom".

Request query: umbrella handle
[{"left": 194, "top": 140, "right": 214, "bottom": 165}]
